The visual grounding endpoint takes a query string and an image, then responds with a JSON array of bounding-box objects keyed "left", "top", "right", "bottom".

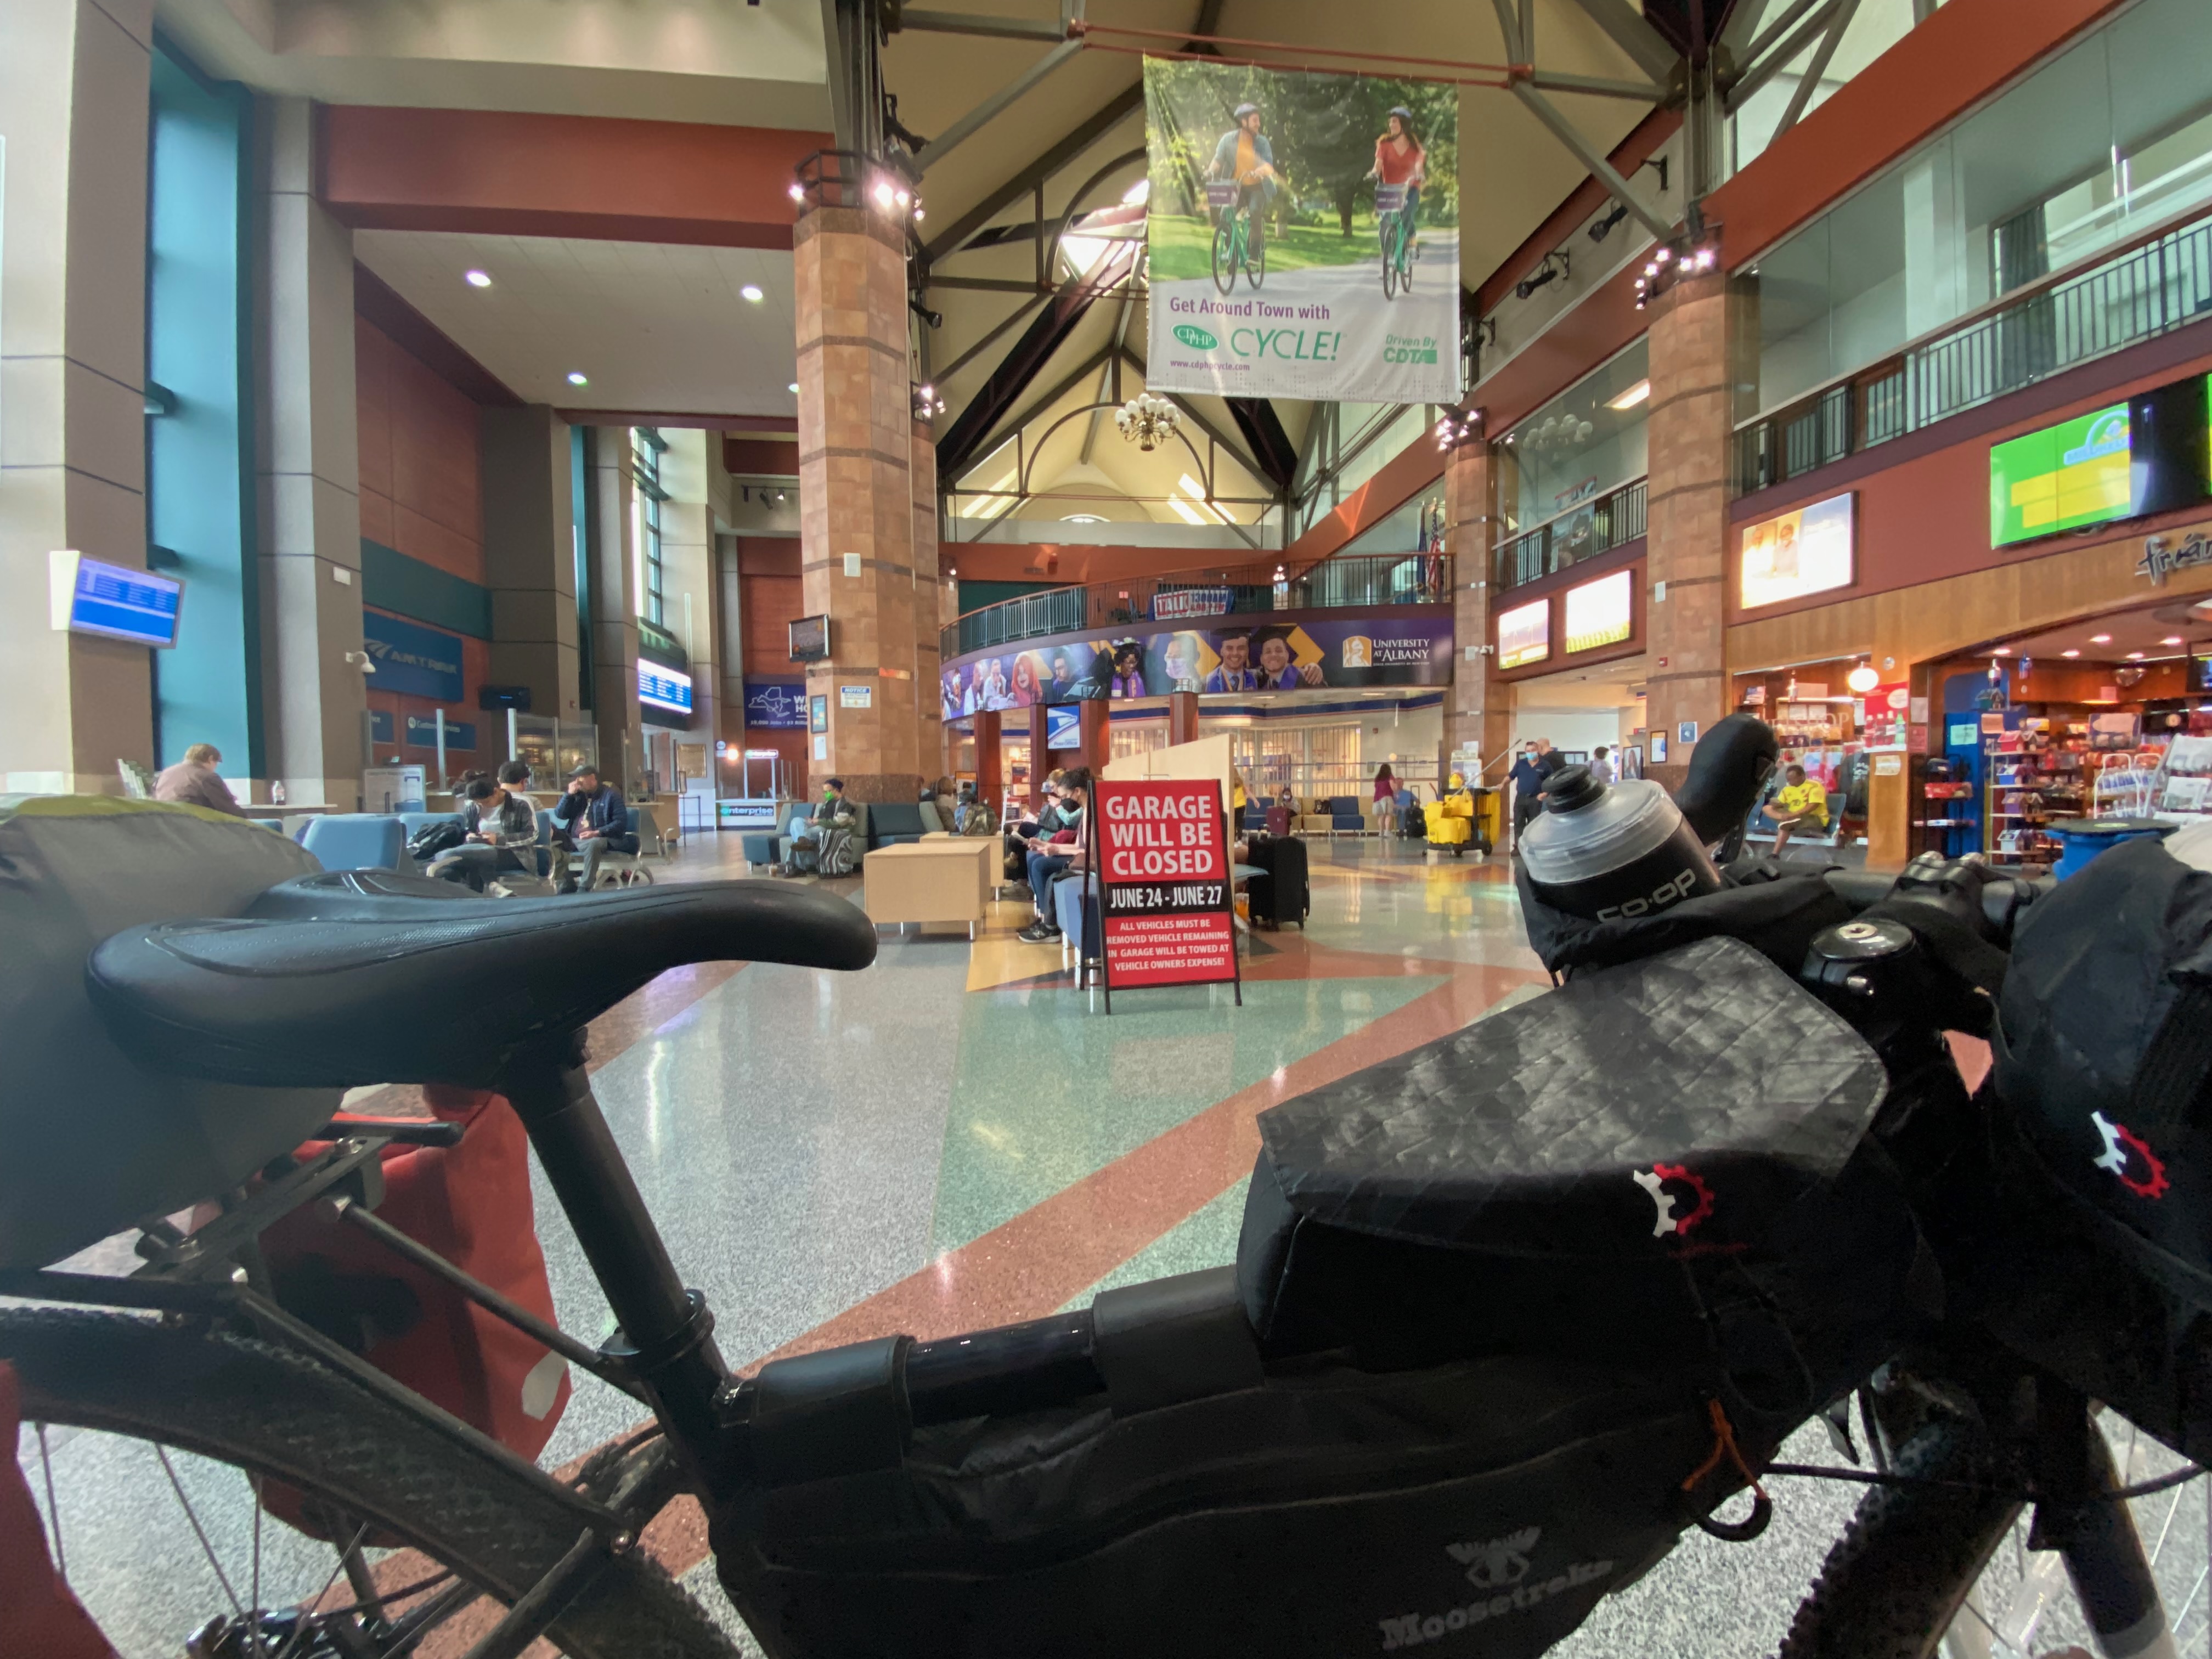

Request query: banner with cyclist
[{"left": 1142, "top": 58, "right": 1460, "bottom": 404}]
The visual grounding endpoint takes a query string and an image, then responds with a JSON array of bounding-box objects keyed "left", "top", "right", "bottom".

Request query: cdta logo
[{"left": 1173, "top": 324, "right": 1219, "bottom": 350}]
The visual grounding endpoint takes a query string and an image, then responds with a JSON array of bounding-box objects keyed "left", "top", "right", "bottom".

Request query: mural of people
[
  {"left": 1045, "top": 652, "right": 1077, "bottom": 702},
  {"left": 1203, "top": 627, "right": 1263, "bottom": 692},
  {"left": 1252, "top": 625, "right": 1327, "bottom": 689},
  {"left": 1108, "top": 640, "right": 1149, "bottom": 698},
  {"left": 976, "top": 656, "right": 1016, "bottom": 711},
  {"left": 940, "top": 663, "right": 971, "bottom": 721},
  {"left": 1011, "top": 654, "right": 1044, "bottom": 706},
  {"left": 1161, "top": 632, "right": 1204, "bottom": 690}
]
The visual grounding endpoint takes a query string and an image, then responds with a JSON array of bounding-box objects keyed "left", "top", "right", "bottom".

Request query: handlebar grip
[{"left": 1823, "top": 870, "right": 1895, "bottom": 912}]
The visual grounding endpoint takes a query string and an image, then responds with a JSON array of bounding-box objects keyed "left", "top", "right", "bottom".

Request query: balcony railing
[
  {"left": 1737, "top": 208, "right": 2212, "bottom": 495},
  {"left": 943, "top": 551, "right": 1453, "bottom": 661},
  {"left": 1492, "top": 477, "right": 1647, "bottom": 594}
]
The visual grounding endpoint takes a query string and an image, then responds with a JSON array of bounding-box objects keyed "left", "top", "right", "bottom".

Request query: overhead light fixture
[
  {"left": 1115, "top": 393, "right": 1180, "bottom": 452},
  {"left": 1846, "top": 661, "right": 1880, "bottom": 694},
  {"left": 566, "top": 371, "right": 588, "bottom": 386},
  {"left": 2127, "top": 651, "right": 2146, "bottom": 661},
  {"left": 741, "top": 284, "right": 764, "bottom": 302},
  {"left": 912, "top": 382, "right": 945, "bottom": 419},
  {"left": 2163, "top": 636, "right": 2185, "bottom": 646},
  {"left": 2061, "top": 648, "right": 2081, "bottom": 658},
  {"left": 1607, "top": 380, "right": 1652, "bottom": 411},
  {"left": 788, "top": 182, "right": 805, "bottom": 204},
  {"left": 1993, "top": 647, "right": 2012, "bottom": 655},
  {"left": 2090, "top": 633, "right": 2113, "bottom": 644},
  {"left": 788, "top": 382, "right": 800, "bottom": 394},
  {"left": 1588, "top": 203, "right": 1629, "bottom": 245},
  {"left": 1515, "top": 251, "right": 1569, "bottom": 302},
  {"left": 465, "top": 269, "right": 492, "bottom": 289}
]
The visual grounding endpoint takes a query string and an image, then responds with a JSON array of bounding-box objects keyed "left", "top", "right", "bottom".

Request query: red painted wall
[
  {"left": 357, "top": 313, "right": 491, "bottom": 775},
  {"left": 736, "top": 539, "right": 809, "bottom": 795}
]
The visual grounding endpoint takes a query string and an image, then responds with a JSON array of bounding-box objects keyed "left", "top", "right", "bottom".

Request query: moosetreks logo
[
  {"left": 1173, "top": 324, "right": 1219, "bottom": 349},
  {"left": 1378, "top": 1533, "right": 1615, "bottom": 1652}
]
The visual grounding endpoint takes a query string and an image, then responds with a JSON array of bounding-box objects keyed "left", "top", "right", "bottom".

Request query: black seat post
[{"left": 502, "top": 1032, "right": 733, "bottom": 1487}]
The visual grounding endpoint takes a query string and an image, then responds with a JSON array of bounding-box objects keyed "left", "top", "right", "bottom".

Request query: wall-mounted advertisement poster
[
  {"left": 1142, "top": 58, "right": 1461, "bottom": 404},
  {"left": 940, "top": 614, "right": 1452, "bottom": 719},
  {"left": 1740, "top": 493, "right": 1854, "bottom": 610},
  {"left": 1497, "top": 597, "right": 1550, "bottom": 670},
  {"left": 1562, "top": 569, "right": 1633, "bottom": 654},
  {"left": 743, "top": 680, "right": 806, "bottom": 730},
  {"left": 1045, "top": 704, "right": 1083, "bottom": 749}
]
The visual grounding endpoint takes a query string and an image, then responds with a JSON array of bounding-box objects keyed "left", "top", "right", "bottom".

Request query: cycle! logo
[
  {"left": 1632, "top": 1164, "right": 1715, "bottom": 1237},
  {"left": 2090, "top": 1111, "right": 2170, "bottom": 1199},
  {"left": 1446, "top": 1526, "right": 1539, "bottom": 1588},
  {"left": 1173, "top": 324, "right": 1219, "bottom": 350}
]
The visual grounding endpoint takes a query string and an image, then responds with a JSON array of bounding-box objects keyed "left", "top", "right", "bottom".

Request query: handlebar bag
[
  {"left": 245, "top": 1086, "right": 572, "bottom": 1538},
  {"left": 0, "top": 797, "right": 334, "bottom": 1271},
  {"left": 1238, "top": 936, "right": 1927, "bottom": 1421}
]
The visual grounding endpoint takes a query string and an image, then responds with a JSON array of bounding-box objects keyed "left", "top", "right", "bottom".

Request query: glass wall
[
  {"left": 1498, "top": 340, "right": 1649, "bottom": 537},
  {"left": 631, "top": 427, "right": 668, "bottom": 625},
  {"left": 1754, "top": 0, "right": 2212, "bottom": 413},
  {"left": 1730, "top": 0, "right": 1929, "bottom": 175}
]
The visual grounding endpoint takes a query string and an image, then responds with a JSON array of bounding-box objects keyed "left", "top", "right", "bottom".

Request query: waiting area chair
[{"left": 300, "top": 814, "right": 407, "bottom": 872}]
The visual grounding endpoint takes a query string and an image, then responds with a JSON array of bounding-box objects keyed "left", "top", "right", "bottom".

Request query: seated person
[
  {"left": 496, "top": 759, "right": 536, "bottom": 812},
  {"left": 1759, "top": 763, "right": 1830, "bottom": 855},
  {"left": 783, "top": 777, "right": 855, "bottom": 877},
  {"left": 153, "top": 742, "right": 248, "bottom": 817},
  {"left": 550, "top": 765, "right": 635, "bottom": 894},
  {"left": 431, "top": 775, "right": 538, "bottom": 891},
  {"left": 953, "top": 781, "right": 992, "bottom": 835},
  {"left": 1004, "top": 770, "right": 1068, "bottom": 874},
  {"left": 1017, "top": 769, "right": 1090, "bottom": 943}
]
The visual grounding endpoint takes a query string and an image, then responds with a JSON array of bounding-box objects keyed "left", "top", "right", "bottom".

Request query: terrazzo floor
[{"left": 15, "top": 830, "right": 2205, "bottom": 1658}]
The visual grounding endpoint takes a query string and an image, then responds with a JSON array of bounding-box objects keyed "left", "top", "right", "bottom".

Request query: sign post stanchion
[{"left": 1091, "top": 777, "right": 1241, "bottom": 1014}]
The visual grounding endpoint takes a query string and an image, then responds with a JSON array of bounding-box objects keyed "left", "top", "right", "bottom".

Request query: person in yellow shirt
[{"left": 1759, "top": 763, "right": 1830, "bottom": 855}]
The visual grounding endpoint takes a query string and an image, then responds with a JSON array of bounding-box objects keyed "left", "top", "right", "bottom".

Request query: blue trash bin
[{"left": 2048, "top": 817, "right": 2174, "bottom": 879}]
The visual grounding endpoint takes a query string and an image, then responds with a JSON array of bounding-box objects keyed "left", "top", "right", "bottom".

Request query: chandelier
[{"left": 1115, "top": 394, "right": 1179, "bottom": 451}]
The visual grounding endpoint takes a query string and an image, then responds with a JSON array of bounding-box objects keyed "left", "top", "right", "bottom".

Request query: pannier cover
[
  {"left": 0, "top": 797, "right": 332, "bottom": 1269},
  {"left": 1255, "top": 935, "right": 1886, "bottom": 1258}
]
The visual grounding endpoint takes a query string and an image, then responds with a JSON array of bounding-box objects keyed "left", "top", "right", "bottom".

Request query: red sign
[{"left": 1090, "top": 778, "right": 1241, "bottom": 1002}]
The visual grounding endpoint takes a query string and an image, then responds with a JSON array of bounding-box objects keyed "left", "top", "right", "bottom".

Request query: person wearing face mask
[{"left": 1509, "top": 741, "right": 1551, "bottom": 848}]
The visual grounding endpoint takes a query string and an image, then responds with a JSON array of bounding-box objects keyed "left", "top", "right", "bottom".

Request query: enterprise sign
[{"left": 639, "top": 662, "right": 695, "bottom": 716}]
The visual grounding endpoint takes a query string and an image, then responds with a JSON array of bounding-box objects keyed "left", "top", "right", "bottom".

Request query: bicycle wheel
[
  {"left": 1780, "top": 1414, "right": 2196, "bottom": 1659},
  {"left": 1247, "top": 228, "right": 1265, "bottom": 290},
  {"left": 1211, "top": 221, "right": 1235, "bottom": 295},
  {"left": 1381, "top": 239, "right": 1397, "bottom": 300},
  {"left": 3, "top": 1307, "right": 738, "bottom": 1659}
]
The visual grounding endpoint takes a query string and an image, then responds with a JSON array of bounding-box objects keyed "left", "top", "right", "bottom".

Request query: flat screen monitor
[
  {"left": 1740, "top": 494, "right": 1854, "bottom": 609},
  {"left": 789, "top": 614, "right": 831, "bottom": 662},
  {"left": 49, "top": 551, "right": 183, "bottom": 647},
  {"left": 1496, "top": 597, "right": 1549, "bottom": 670},
  {"left": 637, "top": 662, "right": 695, "bottom": 715},
  {"left": 1990, "top": 373, "right": 2212, "bottom": 546}
]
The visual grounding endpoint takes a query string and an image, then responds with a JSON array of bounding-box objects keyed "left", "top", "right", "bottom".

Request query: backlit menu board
[
  {"left": 1563, "top": 569, "right": 1633, "bottom": 653},
  {"left": 1497, "top": 597, "right": 1550, "bottom": 670},
  {"left": 1740, "top": 493, "right": 1854, "bottom": 610}
]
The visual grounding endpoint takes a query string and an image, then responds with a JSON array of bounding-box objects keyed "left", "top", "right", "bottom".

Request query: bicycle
[
  {"left": 1375, "top": 182, "right": 1416, "bottom": 299},
  {"left": 1206, "top": 181, "right": 1264, "bottom": 295},
  {"left": 4, "top": 754, "right": 2209, "bottom": 1657}
]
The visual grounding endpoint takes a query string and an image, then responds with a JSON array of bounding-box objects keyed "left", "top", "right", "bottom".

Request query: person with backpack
[{"left": 430, "top": 775, "right": 538, "bottom": 892}]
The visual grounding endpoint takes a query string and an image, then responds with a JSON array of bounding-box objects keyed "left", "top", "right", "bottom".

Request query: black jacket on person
[{"left": 552, "top": 784, "right": 628, "bottom": 838}]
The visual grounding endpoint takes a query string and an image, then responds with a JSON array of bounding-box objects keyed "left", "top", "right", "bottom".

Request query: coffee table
[{"left": 864, "top": 839, "right": 997, "bottom": 936}]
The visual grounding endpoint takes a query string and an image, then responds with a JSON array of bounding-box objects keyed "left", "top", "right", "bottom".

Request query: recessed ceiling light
[
  {"left": 465, "top": 269, "right": 492, "bottom": 289},
  {"left": 2127, "top": 651, "right": 2146, "bottom": 661},
  {"left": 741, "top": 284, "right": 764, "bottom": 302},
  {"left": 788, "top": 382, "right": 800, "bottom": 394},
  {"left": 1992, "top": 647, "right": 2012, "bottom": 655},
  {"left": 566, "top": 372, "right": 588, "bottom": 386},
  {"left": 2061, "top": 648, "right": 2081, "bottom": 658},
  {"left": 2090, "top": 633, "right": 2113, "bottom": 644},
  {"left": 2164, "top": 636, "right": 2185, "bottom": 646}
]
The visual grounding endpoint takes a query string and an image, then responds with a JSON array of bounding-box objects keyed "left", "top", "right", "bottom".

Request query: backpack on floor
[
  {"left": 1247, "top": 836, "right": 1310, "bottom": 929},
  {"left": 250, "top": 1086, "right": 572, "bottom": 1537}
]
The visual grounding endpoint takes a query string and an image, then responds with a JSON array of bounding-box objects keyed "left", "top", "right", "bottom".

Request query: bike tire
[
  {"left": 1778, "top": 1417, "right": 2024, "bottom": 1659},
  {"left": 1, "top": 1307, "right": 740, "bottom": 1659},
  {"left": 1211, "top": 222, "right": 1234, "bottom": 295},
  {"left": 1248, "top": 230, "right": 1265, "bottom": 290},
  {"left": 1381, "top": 246, "right": 1396, "bottom": 300}
]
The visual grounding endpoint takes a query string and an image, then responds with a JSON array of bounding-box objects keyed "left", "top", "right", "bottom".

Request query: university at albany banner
[
  {"left": 941, "top": 612, "right": 1452, "bottom": 720},
  {"left": 1143, "top": 58, "right": 1461, "bottom": 403}
]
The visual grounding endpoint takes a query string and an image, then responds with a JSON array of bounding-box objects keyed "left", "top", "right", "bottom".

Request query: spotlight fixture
[
  {"left": 2164, "top": 636, "right": 2185, "bottom": 646},
  {"left": 912, "top": 382, "right": 945, "bottom": 420},
  {"left": 2090, "top": 633, "right": 2113, "bottom": 644},
  {"left": 1634, "top": 229, "right": 1725, "bottom": 310},
  {"left": 465, "top": 269, "right": 493, "bottom": 289},
  {"left": 2061, "top": 649, "right": 2081, "bottom": 658},
  {"left": 788, "top": 382, "right": 800, "bottom": 394},
  {"left": 566, "top": 371, "right": 588, "bottom": 386},
  {"left": 741, "top": 284, "right": 765, "bottom": 302},
  {"left": 1588, "top": 204, "right": 1629, "bottom": 245},
  {"left": 1434, "top": 408, "right": 1483, "bottom": 452},
  {"left": 788, "top": 182, "right": 805, "bottom": 204},
  {"left": 1515, "top": 250, "right": 1570, "bottom": 302}
]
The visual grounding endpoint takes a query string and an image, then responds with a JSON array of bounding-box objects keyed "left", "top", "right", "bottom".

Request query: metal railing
[
  {"left": 1492, "top": 477, "right": 1647, "bottom": 593},
  {"left": 942, "top": 550, "right": 1453, "bottom": 661},
  {"left": 1737, "top": 209, "right": 2212, "bottom": 495}
]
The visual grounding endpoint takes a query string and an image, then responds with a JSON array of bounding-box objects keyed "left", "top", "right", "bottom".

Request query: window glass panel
[{"left": 1498, "top": 339, "right": 1649, "bottom": 534}]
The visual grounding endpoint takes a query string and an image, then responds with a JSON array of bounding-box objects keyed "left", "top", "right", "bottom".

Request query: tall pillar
[
  {"left": 257, "top": 96, "right": 366, "bottom": 807},
  {"left": 1168, "top": 690, "right": 1200, "bottom": 747},
  {"left": 1643, "top": 271, "right": 1747, "bottom": 791},
  {"left": 658, "top": 430, "right": 719, "bottom": 778},
  {"left": 793, "top": 165, "right": 919, "bottom": 806},
  {"left": 972, "top": 710, "right": 1001, "bottom": 816},
  {"left": 0, "top": 0, "right": 156, "bottom": 793},
  {"left": 716, "top": 532, "right": 747, "bottom": 786},
  {"left": 1439, "top": 435, "right": 1511, "bottom": 787},
  {"left": 586, "top": 427, "right": 641, "bottom": 791},
  {"left": 481, "top": 406, "right": 581, "bottom": 724},
  {"left": 912, "top": 415, "right": 943, "bottom": 785},
  {"left": 1078, "top": 698, "right": 1112, "bottom": 775}
]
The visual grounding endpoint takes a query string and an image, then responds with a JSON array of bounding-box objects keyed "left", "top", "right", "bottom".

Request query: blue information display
[
  {"left": 362, "top": 610, "right": 466, "bottom": 702},
  {"left": 50, "top": 552, "right": 183, "bottom": 647},
  {"left": 639, "top": 662, "right": 695, "bottom": 717}
]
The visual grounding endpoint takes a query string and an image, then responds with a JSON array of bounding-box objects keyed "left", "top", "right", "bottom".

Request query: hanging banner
[
  {"left": 1091, "top": 778, "right": 1242, "bottom": 1008},
  {"left": 1143, "top": 57, "right": 1461, "bottom": 403}
]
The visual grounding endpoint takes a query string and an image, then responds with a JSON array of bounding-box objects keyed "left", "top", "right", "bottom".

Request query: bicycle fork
[{"left": 2032, "top": 1384, "right": 2179, "bottom": 1659}]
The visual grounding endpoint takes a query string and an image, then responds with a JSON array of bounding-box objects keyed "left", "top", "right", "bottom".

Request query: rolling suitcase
[{"left": 1247, "top": 835, "right": 1310, "bottom": 930}]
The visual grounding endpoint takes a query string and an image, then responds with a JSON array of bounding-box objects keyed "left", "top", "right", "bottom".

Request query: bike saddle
[{"left": 86, "top": 881, "right": 879, "bottom": 1090}]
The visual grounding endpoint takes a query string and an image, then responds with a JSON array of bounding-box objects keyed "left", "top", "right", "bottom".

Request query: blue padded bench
[
  {"left": 301, "top": 814, "right": 407, "bottom": 872},
  {"left": 866, "top": 802, "right": 928, "bottom": 851}
]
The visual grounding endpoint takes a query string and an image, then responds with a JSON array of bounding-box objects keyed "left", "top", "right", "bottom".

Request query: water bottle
[{"left": 1519, "top": 764, "right": 1722, "bottom": 922}]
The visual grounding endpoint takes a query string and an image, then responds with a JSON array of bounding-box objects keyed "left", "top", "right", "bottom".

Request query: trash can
[{"left": 2048, "top": 817, "right": 2174, "bottom": 879}]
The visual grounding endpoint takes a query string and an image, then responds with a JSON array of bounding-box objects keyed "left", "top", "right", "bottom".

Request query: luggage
[
  {"left": 1265, "top": 805, "right": 1291, "bottom": 839},
  {"left": 1245, "top": 834, "right": 1309, "bottom": 929},
  {"left": 407, "top": 819, "right": 467, "bottom": 860},
  {"left": 816, "top": 821, "right": 858, "bottom": 878},
  {"left": 250, "top": 1086, "right": 572, "bottom": 1535}
]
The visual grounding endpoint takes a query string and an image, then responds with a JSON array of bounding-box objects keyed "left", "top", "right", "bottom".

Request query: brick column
[
  {"left": 911, "top": 415, "right": 943, "bottom": 785},
  {"left": 1078, "top": 698, "right": 1112, "bottom": 775},
  {"left": 1168, "top": 690, "right": 1200, "bottom": 747},
  {"left": 972, "top": 709, "right": 1001, "bottom": 816},
  {"left": 1439, "top": 435, "right": 1510, "bottom": 788},
  {"left": 1643, "top": 272, "right": 1748, "bottom": 792},
  {"left": 794, "top": 174, "right": 919, "bottom": 806}
]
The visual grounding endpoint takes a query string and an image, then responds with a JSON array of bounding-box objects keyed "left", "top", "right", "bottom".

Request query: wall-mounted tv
[
  {"left": 1990, "top": 373, "right": 2212, "bottom": 548},
  {"left": 1497, "top": 597, "right": 1550, "bottom": 670},
  {"left": 1740, "top": 493, "right": 1854, "bottom": 609},
  {"left": 789, "top": 614, "right": 831, "bottom": 662},
  {"left": 49, "top": 551, "right": 183, "bottom": 647}
]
